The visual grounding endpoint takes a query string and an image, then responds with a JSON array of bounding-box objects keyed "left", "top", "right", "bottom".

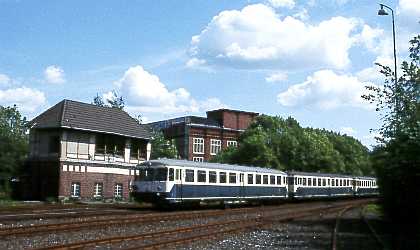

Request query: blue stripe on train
[
  {"left": 167, "top": 184, "right": 288, "bottom": 200},
  {"left": 294, "top": 187, "right": 353, "bottom": 197}
]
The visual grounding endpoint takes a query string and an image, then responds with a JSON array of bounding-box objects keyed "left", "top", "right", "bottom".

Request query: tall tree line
[{"left": 212, "top": 115, "right": 373, "bottom": 176}]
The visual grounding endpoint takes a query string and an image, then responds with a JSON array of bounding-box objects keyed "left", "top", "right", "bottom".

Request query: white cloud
[
  {"left": 398, "top": 0, "right": 420, "bottom": 18},
  {"left": 355, "top": 25, "right": 384, "bottom": 52},
  {"left": 277, "top": 70, "right": 374, "bottom": 109},
  {"left": 0, "top": 74, "right": 11, "bottom": 87},
  {"left": 115, "top": 65, "right": 227, "bottom": 114},
  {"left": 356, "top": 66, "right": 383, "bottom": 83},
  {"left": 44, "top": 65, "right": 66, "bottom": 84},
  {"left": 293, "top": 8, "right": 309, "bottom": 21},
  {"left": 268, "top": 0, "right": 295, "bottom": 9},
  {"left": 265, "top": 72, "right": 288, "bottom": 82},
  {"left": 0, "top": 87, "right": 46, "bottom": 113},
  {"left": 340, "top": 126, "right": 356, "bottom": 135},
  {"left": 189, "top": 4, "right": 367, "bottom": 70}
]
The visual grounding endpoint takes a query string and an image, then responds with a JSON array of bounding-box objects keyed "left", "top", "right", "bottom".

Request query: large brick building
[
  {"left": 26, "top": 100, "right": 152, "bottom": 201},
  {"left": 149, "top": 109, "right": 258, "bottom": 162}
]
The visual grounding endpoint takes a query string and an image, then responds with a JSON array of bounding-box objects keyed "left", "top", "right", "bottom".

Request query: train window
[
  {"left": 248, "top": 174, "right": 254, "bottom": 184},
  {"left": 340, "top": 179, "right": 343, "bottom": 186},
  {"left": 229, "top": 173, "right": 237, "bottom": 184},
  {"left": 175, "top": 169, "right": 180, "bottom": 180},
  {"left": 277, "top": 176, "right": 281, "bottom": 185},
  {"left": 270, "top": 175, "right": 275, "bottom": 185},
  {"left": 256, "top": 174, "right": 262, "bottom": 184},
  {"left": 312, "top": 178, "right": 316, "bottom": 186},
  {"left": 322, "top": 179, "right": 326, "bottom": 186},
  {"left": 303, "top": 178, "right": 307, "bottom": 186},
  {"left": 283, "top": 177, "right": 286, "bottom": 185},
  {"left": 294, "top": 177, "right": 297, "bottom": 185},
  {"left": 219, "top": 172, "right": 227, "bottom": 183},
  {"left": 197, "top": 170, "right": 207, "bottom": 183},
  {"left": 209, "top": 171, "right": 217, "bottom": 183},
  {"left": 263, "top": 175, "right": 269, "bottom": 185},
  {"left": 168, "top": 168, "right": 174, "bottom": 181},
  {"left": 185, "top": 169, "right": 195, "bottom": 182},
  {"left": 332, "top": 180, "right": 335, "bottom": 186},
  {"left": 308, "top": 178, "right": 312, "bottom": 186},
  {"left": 240, "top": 174, "right": 244, "bottom": 183},
  {"left": 328, "top": 179, "right": 330, "bottom": 186},
  {"left": 317, "top": 178, "right": 321, "bottom": 186}
]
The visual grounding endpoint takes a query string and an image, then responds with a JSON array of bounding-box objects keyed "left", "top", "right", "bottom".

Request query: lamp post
[
  {"left": 378, "top": 3, "right": 400, "bottom": 126},
  {"left": 378, "top": 4, "right": 398, "bottom": 84}
]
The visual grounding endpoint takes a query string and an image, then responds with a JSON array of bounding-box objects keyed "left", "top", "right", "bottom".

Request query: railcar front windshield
[{"left": 137, "top": 167, "right": 168, "bottom": 181}]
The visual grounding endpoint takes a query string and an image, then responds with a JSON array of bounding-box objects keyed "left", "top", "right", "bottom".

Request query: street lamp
[{"left": 377, "top": 4, "right": 398, "bottom": 84}]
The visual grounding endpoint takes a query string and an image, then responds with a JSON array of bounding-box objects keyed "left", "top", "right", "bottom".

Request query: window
[
  {"left": 175, "top": 169, "right": 181, "bottom": 180},
  {"left": 114, "top": 183, "right": 123, "bottom": 198},
  {"left": 313, "top": 178, "right": 316, "bottom": 186},
  {"left": 71, "top": 182, "right": 80, "bottom": 197},
  {"left": 229, "top": 173, "right": 237, "bottom": 183},
  {"left": 185, "top": 169, "right": 195, "bottom": 182},
  {"left": 332, "top": 180, "right": 335, "bottom": 186},
  {"left": 270, "top": 175, "right": 276, "bottom": 185},
  {"left": 303, "top": 178, "right": 307, "bottom": 186},
  {"left": 256, "top": 174, "right": 262, "bottom": 184},
  {"left": 277, "top": 176, "right": 282, "bottom": 185},
  {"left": 248, "top": 174, "right": 254, "bottom": 184},
  {"left": 193, "top": 138, "right": 204, "bottom": 154},
  {"left": 227, "top": 140, "right": 238, "bottom": 147},
  {"left": 328, "top": 179, "right": 330, "bottom": 186},
  {"left": 94, "top": 183, "right": 103, "bottom": 197},
  {"left": 283, "top": 177, "right": 286, "bottom": 185},
  {"left": 192, "top": 157, "right": 204, "bottom": 162},
  {"left": 168, "top": 168, "right": 174, "bottom": 181},
  {"left": 209, "top": 171, "right": 217, "bottom": 183},
  {"left": 219, "top": 172, "right": 227, "bottom": 183},
  {"left": 263, "top": 175, "right": 269, "bottom": 185},
  {"left": 210, "top": 139, "right": 222, "bottom": 155},
  {"left": 198, "top": 170, "right": 207, "bottom": 183},
  {"left": 322, "top": 179, "right": 326, "bottom": 186},
  {"left": 318, "top": 178, "right": 322, "bottom": 186},
  {"left": 131, "top": 140, "right": 147, "bottom": 160}
]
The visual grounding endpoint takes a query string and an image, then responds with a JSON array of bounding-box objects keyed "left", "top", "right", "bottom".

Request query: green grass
[{"left": 364, "top": 203, "right": 383, "bottom": 216}]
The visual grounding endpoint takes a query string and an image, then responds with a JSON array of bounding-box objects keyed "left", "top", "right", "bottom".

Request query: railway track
[
  {"left": 33, "top": 199, "right": 374, "bottom": 250},
  {"left": 331, "top": 204, "right": 385, "bottom": 250}
]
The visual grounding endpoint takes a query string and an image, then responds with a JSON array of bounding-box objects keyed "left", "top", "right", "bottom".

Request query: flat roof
[{"left": 137, "top": 158, "right": 286, "bottom": 174}]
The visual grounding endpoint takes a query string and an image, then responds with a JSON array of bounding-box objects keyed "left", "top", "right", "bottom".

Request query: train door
[
  {"left": 239, "top": 173, "right": 245, "bottom": 200},
  {"left": 177, "top": 168, "right": 183, "bottom": 202}
]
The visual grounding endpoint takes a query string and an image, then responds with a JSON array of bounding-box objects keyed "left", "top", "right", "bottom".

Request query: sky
[{"left": 0, "top": 0, "right": 419, "bottom": 148}]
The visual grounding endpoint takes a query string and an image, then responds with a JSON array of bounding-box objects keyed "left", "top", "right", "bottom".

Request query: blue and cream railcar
[
  {"left": 131, "top": 159, "right": 288, "bottom": 205},
  {"left": 287, "top": 171, "right": 355, "bottom": 199},
  {"left": 354, "top": 176, "right": 378, "bottom": 196}
]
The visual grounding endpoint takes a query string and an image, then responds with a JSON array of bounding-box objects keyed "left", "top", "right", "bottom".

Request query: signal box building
[
  {"left": 149, "top": 109, "right": 258, "bottom": 162},
  {"left": 26, "top": 100, "right": 152, "bottom": 201}
]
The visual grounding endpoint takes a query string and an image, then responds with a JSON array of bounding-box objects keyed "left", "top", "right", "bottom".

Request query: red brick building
[
  {"left": 149, "top": 109, "right": 258, "bottom": 162},
  {"left": 26, "top": 100, "right": 152, "bottom": 201}
]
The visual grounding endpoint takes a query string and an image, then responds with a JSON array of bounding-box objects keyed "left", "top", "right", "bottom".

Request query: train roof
[
  {"left": 137, "top": 159, "right": 287, "bottom": 175},
  {"left": 287, "top": 171, "right": 376, "bottom": 179}
]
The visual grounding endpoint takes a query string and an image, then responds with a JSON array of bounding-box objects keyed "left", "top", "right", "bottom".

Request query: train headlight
[{"left": 156, "top": 192, "right": 161, "bottom": 196}]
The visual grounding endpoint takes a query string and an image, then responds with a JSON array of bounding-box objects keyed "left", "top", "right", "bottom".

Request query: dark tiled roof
[{"left": 30, "top": 100, "right": 152, "bottom": 140}]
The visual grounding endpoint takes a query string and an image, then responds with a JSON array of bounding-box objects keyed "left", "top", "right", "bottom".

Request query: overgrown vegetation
[
  {"left": 212, "top": 115, "right": 372, "bottom": 176},
  {"left": 150, "top": 130, "right": 178, "bottom": 159},
  {"left": 0, "top": 105, "right": 28, "bottom": 198},
  {"left": 364, "top": 35, "right": 420, "bottom": 249}
]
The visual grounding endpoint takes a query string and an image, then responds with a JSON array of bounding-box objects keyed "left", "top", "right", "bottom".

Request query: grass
[{"left": 364, "top": 203, "right": 384, "bottom": 216}]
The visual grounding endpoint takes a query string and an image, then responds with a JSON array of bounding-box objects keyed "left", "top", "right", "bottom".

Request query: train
[{"left": 130, "top": 159, "right": 378, "bottom": 206}]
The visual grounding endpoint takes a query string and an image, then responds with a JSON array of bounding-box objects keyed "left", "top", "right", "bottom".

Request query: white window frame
[
  {"left": 227, "top": 140, "right": 238, "bottom": 147},
  {"left": 192, "top": 157, "right": 204, "bottom": 162},
  {"left": 193, "top": 138, "right": 204, "bottom": 154},
  {"left": 71, "top": 182, "right": 80, "bottom": 197},
  {"left": 94, "top": 182, "right": 103, "bottom": 197},
  {"left": 210, "top": 139, "right": 222, "bottom": 155},
  {"left": 114, "top": 183, "right": 123, "bottom": 198}
]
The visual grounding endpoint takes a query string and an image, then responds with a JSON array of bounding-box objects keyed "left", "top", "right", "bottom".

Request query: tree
[
  {"left": 92, "top": 93, "right": 105, "bottom": 107},
  {"left": 212, "top": 115, "right": 372, "bottom": 176},
  {"left": 150, "top": 130, "right": 178, "bottom": 159},
  {"left": 106, "top": 90, "right": 125, "bottom": 110},
  {"left": 364, "top": 35, "right": 420, "bottom": 249},
  {"left": 0, "top": 105, "right": 28, "bottom": 197},
  {"left": 92, "top": 91, "right": 125, "bottom": 110}
]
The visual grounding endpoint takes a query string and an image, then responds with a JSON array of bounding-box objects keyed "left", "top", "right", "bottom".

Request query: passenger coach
[{"left": 131, "top": 159, "right": 288, "bottom": 205}]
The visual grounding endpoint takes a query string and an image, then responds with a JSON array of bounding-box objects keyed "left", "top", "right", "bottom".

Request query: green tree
[
  {"left": 150, "top": 130, "right": 178, "bottom": 159},
  {"left": 364, "top": 35, "right": 420, "bottom": 249},
  {"left": 212, "top": 115, "right": 371, "bottom": 176},
  {"left": 92, "top": 91, "right": 125, "bottom": 110},
  {"left": 0, "top": 105, "right": 28, "bottom": 197}
]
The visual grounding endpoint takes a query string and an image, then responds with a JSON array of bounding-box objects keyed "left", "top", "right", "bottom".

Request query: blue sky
[{"left": 0, "top": 0, "right": 419, "bottom": 148}]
